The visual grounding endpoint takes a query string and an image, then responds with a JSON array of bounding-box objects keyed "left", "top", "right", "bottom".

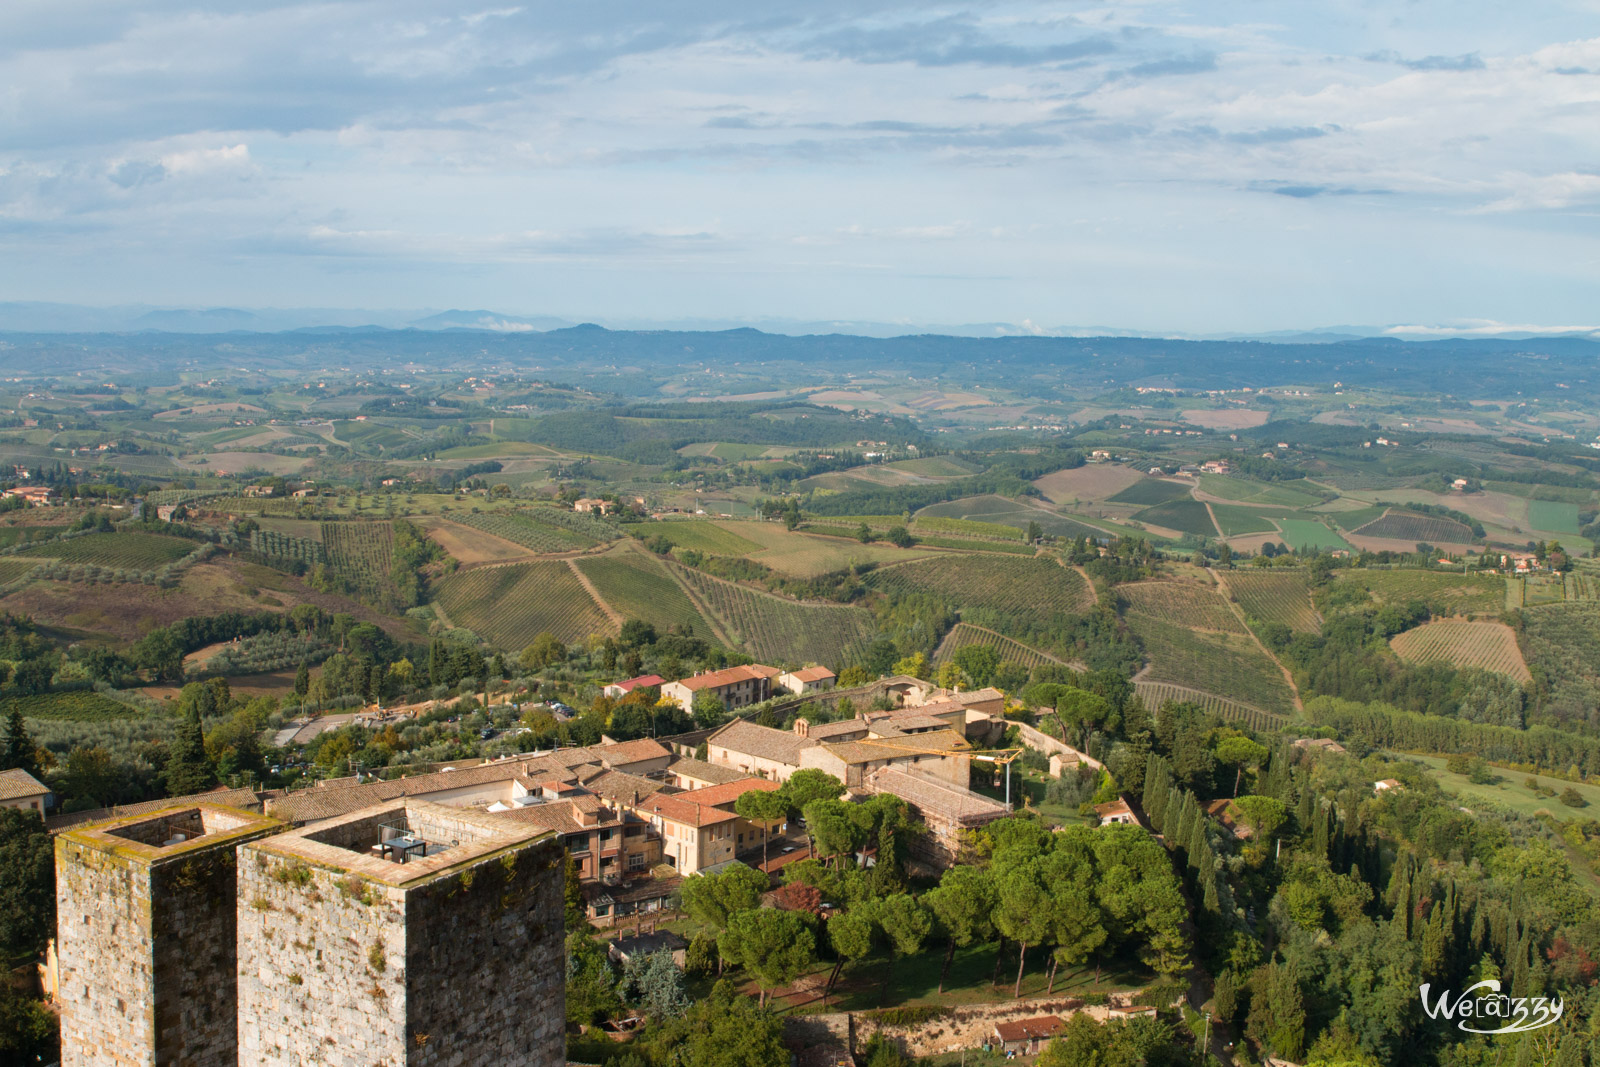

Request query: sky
[{"left": 1, "top": 0, "right": 1598, "bottom": 334}]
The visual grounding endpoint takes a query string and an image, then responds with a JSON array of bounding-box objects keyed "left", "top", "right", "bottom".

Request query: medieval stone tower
[
  {"left": 55, "top": 802, "right": 285, "bottom": 1067},
  {"left": 235, "top": 799, "right": 565, "bottom": 1066}
]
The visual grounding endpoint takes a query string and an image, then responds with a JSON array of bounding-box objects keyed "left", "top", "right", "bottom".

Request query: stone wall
[
  {"left": 57, "top": 836, "right": 156, "bottom": 1067},
  {"left": 236, "top": 833, "right": 565, "bottom": 1066}
]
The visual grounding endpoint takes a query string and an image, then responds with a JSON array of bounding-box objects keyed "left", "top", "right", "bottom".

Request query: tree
[
  {"left": 935, "top": 661, "right": 967, "bottom": 691},
  {"left": 520, "top": 632, "right": 567, "bottom": 672},
  {"left": 671, "top": 983, "right": 789, "bottom": 1067},
  {"left": 994, "top": 863, "right": 1053, "bottom": 997},
  {"left": 1, "top": 709, "right": 38, "bottom": 778},
  {"left": 164, "top": 704, "right": 215, "bottom": 797},
  {"left": 735, "top": 788, "right": 790, "bottom": 869},
  {"left": 951, "top": 644, "right": 999, "bottom": 687},
  {"left": 0, "top": 809, "right": 53, "bottom": 963},
  {"left": 925, "top": 866, "right": 996, "bottom": 993},
  {"left": 0, "top": 983, "right": 57, "bottom": 1064},
  {"left": 1230, "top": 795, "right": 1287, "bottom": 841},
  {"left": 680, "top": 863, "right": 770, "bottom": 933},
  {"left": 718, "top": 908, "right": 815, "bottom": 1007},
  {"left": 1041, "top": 847, "right": 1106, "bottom": 992},
  {"left": 826, "top": 908, "right": 875, "bottom": 995},
  {"left": 854, "top": 522, "right": 873, "bottom": 544},
  {"left": 1214, "top": 735, "right": 1269, "bottom": 797},
  {"left": 692, "top": 690, "right": 729, "bottom": 729},
  {"left": 293, "top": 661, "right": 310, "bottom": 698},
  {"left": 803, "top": 798, "right": 866, "bottom": 867},
  {"left": 563, "top": 853, "right": 587, "bottom": 929},
  {"left": 890, "top": 652, "right": 929, "bottom": 679},
  {"left": 618, "top": 948, "right": 690, "bottom": 1018},
  {"left": 873, "top": 893, "right": 931, "bottom": 1003},
  {"left": 566, "top": 931, "right": 623, "bottom": 1025},
  {"left": 1055, "top": 689, "right": 1114, "bottom": 749},
  {"left": 886, "top": 525, "right": 914, "bottom": 548}
]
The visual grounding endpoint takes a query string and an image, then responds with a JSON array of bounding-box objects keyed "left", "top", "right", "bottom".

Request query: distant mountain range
[{"left": 1, "top": 301, "right": 1594, "bottom": 343}]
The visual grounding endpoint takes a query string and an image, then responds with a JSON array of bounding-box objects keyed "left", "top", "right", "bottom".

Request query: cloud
[{"left": 1367, "top": 51, "right": 1486, "bottom": 72}]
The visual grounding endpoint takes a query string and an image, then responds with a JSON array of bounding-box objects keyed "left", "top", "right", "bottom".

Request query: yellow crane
[{"left": 848, "top": 737, "right": 1024, "bottom": 809}]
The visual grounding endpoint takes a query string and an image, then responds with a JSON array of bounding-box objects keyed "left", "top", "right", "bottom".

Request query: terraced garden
[
  {"left": 432, "top": 561, "right": 615, "bottom": 648},
  {"left": 1224, "top": 569, "right": 1320, "bottom": 632},
  {"left": 673, "top": 565, "right": 876, "bottom": 667},
  {"left": 1118, "top": 581, "right": 1246, "bottom": 633},
  {"left": 864, "top": 555, "right": 1094, "bottom": 655},
  {"left": 576, "top": 552, "right": 715, "bottom": 637},
  {"left": 1390, "top": 620, "right": 1532, "bottom": 683},
  {"left": 1126, "top": 615, "right": 1296, "bottom": 712}
]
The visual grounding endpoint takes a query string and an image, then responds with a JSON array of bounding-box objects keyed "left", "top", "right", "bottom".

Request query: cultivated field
[
  {"left": 1390, "top": 619, "right": 1532, "bottom": 683},
  {"left": 1352, "top": 509, "right": 1476, "bottom": 544},
  {"left": 449, "top": 510, "right": 597, "bottom": 554},
  {"left": 322, "top": 522, "right": 395, "bottom": 594},
  {"left": 575, "top": 553, "right": 716, "bottom": 638},
  {"left": 1134, "top": 681, "right": 1286, "bottom": 731},
  {"left": 1529, "top": 500, "right": 1581, "bottom": 535},
  {"left": 1180, "top": 408, "right": 1271, "bottom": 430},
  {"left": 1126, "top": 615, "right": 1296, "bottom": 712},
  {"left": 1400, "top": 752, "right": 1600, "bottom": 823},
  {"left": 714, "top": 521, "right": 930, "bottom": 577},
  {"left": 1032, "top": 464, "right": 1144, "bottom": 505},
  {"left": 10, "top": 691, "right": 142, "bottom": 722},
  {"left": 1119, "top": 581, "right": 1247, "bottom": 634},
  {"left": 1222, "top": 570, "right": 1320, "bottom": 632},
  {"left": 1277, "top": 519, "right": 1352, "bottom": 552},
  {"left": 913, "top": 514, "right": 1025, "bottom": 540},
  {"left": 629, "top": 521, "right": 762, "bottom": 556},
  {"left": 1108, "top": 478, "right": 1193, "bottom": 506},
  {"left": 1208, "top": 504, "right": 1280, "bottom": 537},
  {"left": 864, "top": 556, "right": 1094, "bottom": 655},
  {"left": 932, "top": 623, "right": 1074, "bottom": 670},
  {"left": 1132, "top": 499, "right": 1218, "bottom": 537},
  {"left": 31, "top": 532, "right": 194, "bottom": 569},
  {"left": 432, "top": 561, "right": 614, "bottom": 648},
  {"left": 913, "top": 495, "right": 1103, "bottom": 540},
  {"left": 1195, "top": 475, "right": 1324, "bottom": 508},
  {"left": 672, "top": 565, "right": 876, "bottom": 667},
  {"left": 422, "top": 518, "right": 537, "bottom": 564}
]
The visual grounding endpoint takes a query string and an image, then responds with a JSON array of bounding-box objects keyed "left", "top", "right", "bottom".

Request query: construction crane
[{"left": 848, "top": 737, "right": 1024, "bottom": 810}]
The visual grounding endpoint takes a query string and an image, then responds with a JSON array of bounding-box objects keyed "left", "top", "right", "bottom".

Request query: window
[{"left": 629, "top": 853, "right": 646, "bottom": 870}]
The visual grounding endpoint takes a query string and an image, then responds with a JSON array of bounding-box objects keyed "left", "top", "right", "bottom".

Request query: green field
[
  {"left": 1224, "top": 569, "right": 1320, "bottom": 632},
  {"left": 1277, "top": 519, "right": 1352, "bottom": 552},
  {"left": 1133, "top": 499, "right": 1218, "bottom": 537},
  {"left": 864, "top": 555, "right": 1094, "bottom": 656},
  {"left": 1327, "top": 506, "right": 1389, "bottom": 531},
  {"left": 1530, "top": 500, "right": 1581, "bottom": 535},
  {"left": 575, "top": 553, "right": 716, "bottom": 638},
  {"left": 1108, "top": 478, "right": 1193, "bottom": 506},
  {"left": 31, "top": 532, "right": 194, "bottom": 569},
  {"left": 9, "top": 690, "right": 143, "bottom": 722},
  {"left": 1208, "top": 504, "right": 1280, "bottom": 537},
  {"left": 1399, "top": 753, "right": 1600, "bottom": 822},
  {"left": 1197, "top": 475, "right": 1324, "bottom": 507},
  {"left": 624, "top": 521, "right": 762, "bottom": 556},
  {"left": 0, "top": 526, "right": 66, "bottom": 549},
  {"left": 672, "top": 565, "right": 876, "bottom": 667},
  {"left": 1125, "top": 614, "right": 1296, "bottom": 712},
  {"left": 913, "top": 515, "right": 1024, "bottom": 540},
  {"left": 433, "top": 561, "right": 614, "bottom": 648},
  {"left": 886, "top": 456, "right": 983, "bottom": 477},
  {"left": 1331, "top": 568, "right": 1505, "bottom": 615}
]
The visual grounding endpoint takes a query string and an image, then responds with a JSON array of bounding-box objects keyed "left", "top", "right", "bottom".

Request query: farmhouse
[
  {"left": 0, "top": 767, "right": 51, "bottom": 814},
  {"left": 604, "top": 673, "right": 665, "bottom": 699},
  {"left": 660, "top": 663, "right": 782, "bottom": 710},
  {"left": 778, "top": 665, "right": 836, "bottom": 695},
  {"left": 992, "top": 1016, "right": 1065, "bottom": 1054},
  {"left": 1293, "top": 737, "right": 1347, "bottom": 755},
  {"left": 3, "top": 485, "right": 54, "bottom": 505},
  {"left": 573, "top": 497, "right": 613, "bottom": 514},
  {"left": 1094, "top": 797, "right": 1142, "bottom": 827}
]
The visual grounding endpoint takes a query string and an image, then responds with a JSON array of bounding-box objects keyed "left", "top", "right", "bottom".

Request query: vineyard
[
  {"left": 673, "top": 565, "right": 876, "bottom": 667},
  {"left": 432, "top": 561, "right": 615, "bottom": 648},
  {"left": 533, "top": 508, "right": 622, "bottom": 542},
  {"left": 1208, "top": 504, "right": 1278, "bottom": 537},
  {"left": 321, "top": 522, "right": 396, "bottom": 597},
  {"left": 31, "top": 532, "right": 194, "bottom": 569},
  {"left": 1352, "top": 509, "right": 1476, "bottom": 544},
  {"left": 1223, "top": 570, "right": 1320, "bottom": 632},
  {"left": 197, "top": 495, "right": 305, "bottom": 516},
  {"left": 575, "top": 553, "right": 715, "bottom": 636},
  {"left": 10, "top": 690, "right": 141, "bottom": 722},
  {"left": 1126, "top": 615, "right": 1297, "bottom": 712},
  {"left": 1132, "top": 499, "right": 1218, "bottom": 537},
  {"left": 912, "top": 514, "right": 1025, "bottom": 541},
  {"left": 249, "top": 528, "right": 326, "bottom": 566},
  {"left": 189, "top": 631, "right": 336, "bottom": 678},
  {"left": 864, "top": 555, "right": 1094, "bottom": 655},
  {"left": 453, "top": 510, "right": 598, "bottom": 552},
  {"left": 1118, "top": 581, "right": 1247, "bottom": 634},
  {"left": 932, "top": 623, "right": 1072, "bottom": 670},
  {"left": 1133, "top": 681, "right": 1287, "bottom": 731},
  {"left": 1390, "top": 620, "right": 1532, "bottom": 683},
  {"left": 1108, "top": 479, "right": 1193, "bottom": 506},
  {"left": 633, "top": 521, "right": 762, "bottom": 556}
]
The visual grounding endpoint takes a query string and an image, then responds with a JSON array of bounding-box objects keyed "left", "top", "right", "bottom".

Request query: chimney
[{"left": 632, "top": 790, "right": 640, "bottom": 806}]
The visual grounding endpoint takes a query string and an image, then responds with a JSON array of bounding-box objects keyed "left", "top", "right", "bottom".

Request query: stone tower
[
  {"left": 236, "top": 799, "right": 565, "bottom": 1066},
  {"left": 55, "top": 802, "right": 285, "bottom": 1067}
]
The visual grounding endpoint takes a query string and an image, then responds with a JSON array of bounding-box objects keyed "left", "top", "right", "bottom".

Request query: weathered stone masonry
[
  {"left": 55, "top": 803, "right": 285, "bottom": 1067},
  {"left": 235, "top": 800, "right": 565, "bottom": 1067}
]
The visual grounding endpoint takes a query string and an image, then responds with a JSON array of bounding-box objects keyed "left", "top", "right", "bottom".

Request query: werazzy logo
[{"left": 1420, "top": 982, "right": 1563, "bottom": 1035}]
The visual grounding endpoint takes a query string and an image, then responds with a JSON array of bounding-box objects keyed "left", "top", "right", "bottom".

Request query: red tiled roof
[
  {"left": 669, "top": 664, "right": 779, "bottom": 691},
  {"left": 675, "top": 778, "right": 783, "bottom": 810},
  {"left": 993, "top": 1016, "right": 1063, "bottom": 1043},
  {"left": 636, "top": 792, "right": 737, "bottom": 828},
  {"left": 608, "top": 674, "right": 665, "bottom": 692},
  {"left": 785, "top": 666, "right": 835, "bottom": 682},
  {"left": 595, "top": 737, "right": 671, "bottom": 767}
]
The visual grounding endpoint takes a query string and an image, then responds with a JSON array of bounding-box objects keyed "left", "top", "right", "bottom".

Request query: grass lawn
[{"left": 1396, "top": 752, "right": 1600, "bottom": 821}]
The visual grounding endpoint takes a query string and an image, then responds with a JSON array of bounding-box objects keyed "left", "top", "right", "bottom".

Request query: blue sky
[{"left": 2, "top": 0, "right": 1598, "bottom": 333}]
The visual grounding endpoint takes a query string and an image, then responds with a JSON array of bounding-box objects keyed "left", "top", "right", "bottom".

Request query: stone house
[
  {"left": 0, "top": 767, "right": 51, "bottom": 814},
  {"left": 778, "top": 666, "right": 836, "bottom": 695}
]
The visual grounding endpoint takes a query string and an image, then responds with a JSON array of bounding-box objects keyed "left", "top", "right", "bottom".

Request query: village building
[
  {"left": 603, "top": 673, "right": 665, "bottom": 699},
  {"left": 0, "top": 767, "right": 51, "bottom": 814},
  {"left": 778, "top": 666, "right": 837, "bottom": 695},
  {"left": 992, "top": 1016, "right": 1065, "bottom": 1054},
  {"left": 660, "top": 663, "right": 782, "bottom": 710},
  {"left": 1094, "top": 797, "right": 1141, "bottom": 827},
  {"left": 3, "top": 485, "right": 54, "bottom": 506},
  {"left": 1292, "top": 737, "right": 1347, "bottom": 755}
]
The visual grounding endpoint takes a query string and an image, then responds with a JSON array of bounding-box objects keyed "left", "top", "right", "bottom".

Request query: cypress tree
[
  {"left": 2, "top": 707, "right": 39, "bottom": 777},
  {"left": 294, "top": 661, "right": 310, "bottom": 698},
  {"left": 164, "top": 705, "right": 215, "bottom": 798}
]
